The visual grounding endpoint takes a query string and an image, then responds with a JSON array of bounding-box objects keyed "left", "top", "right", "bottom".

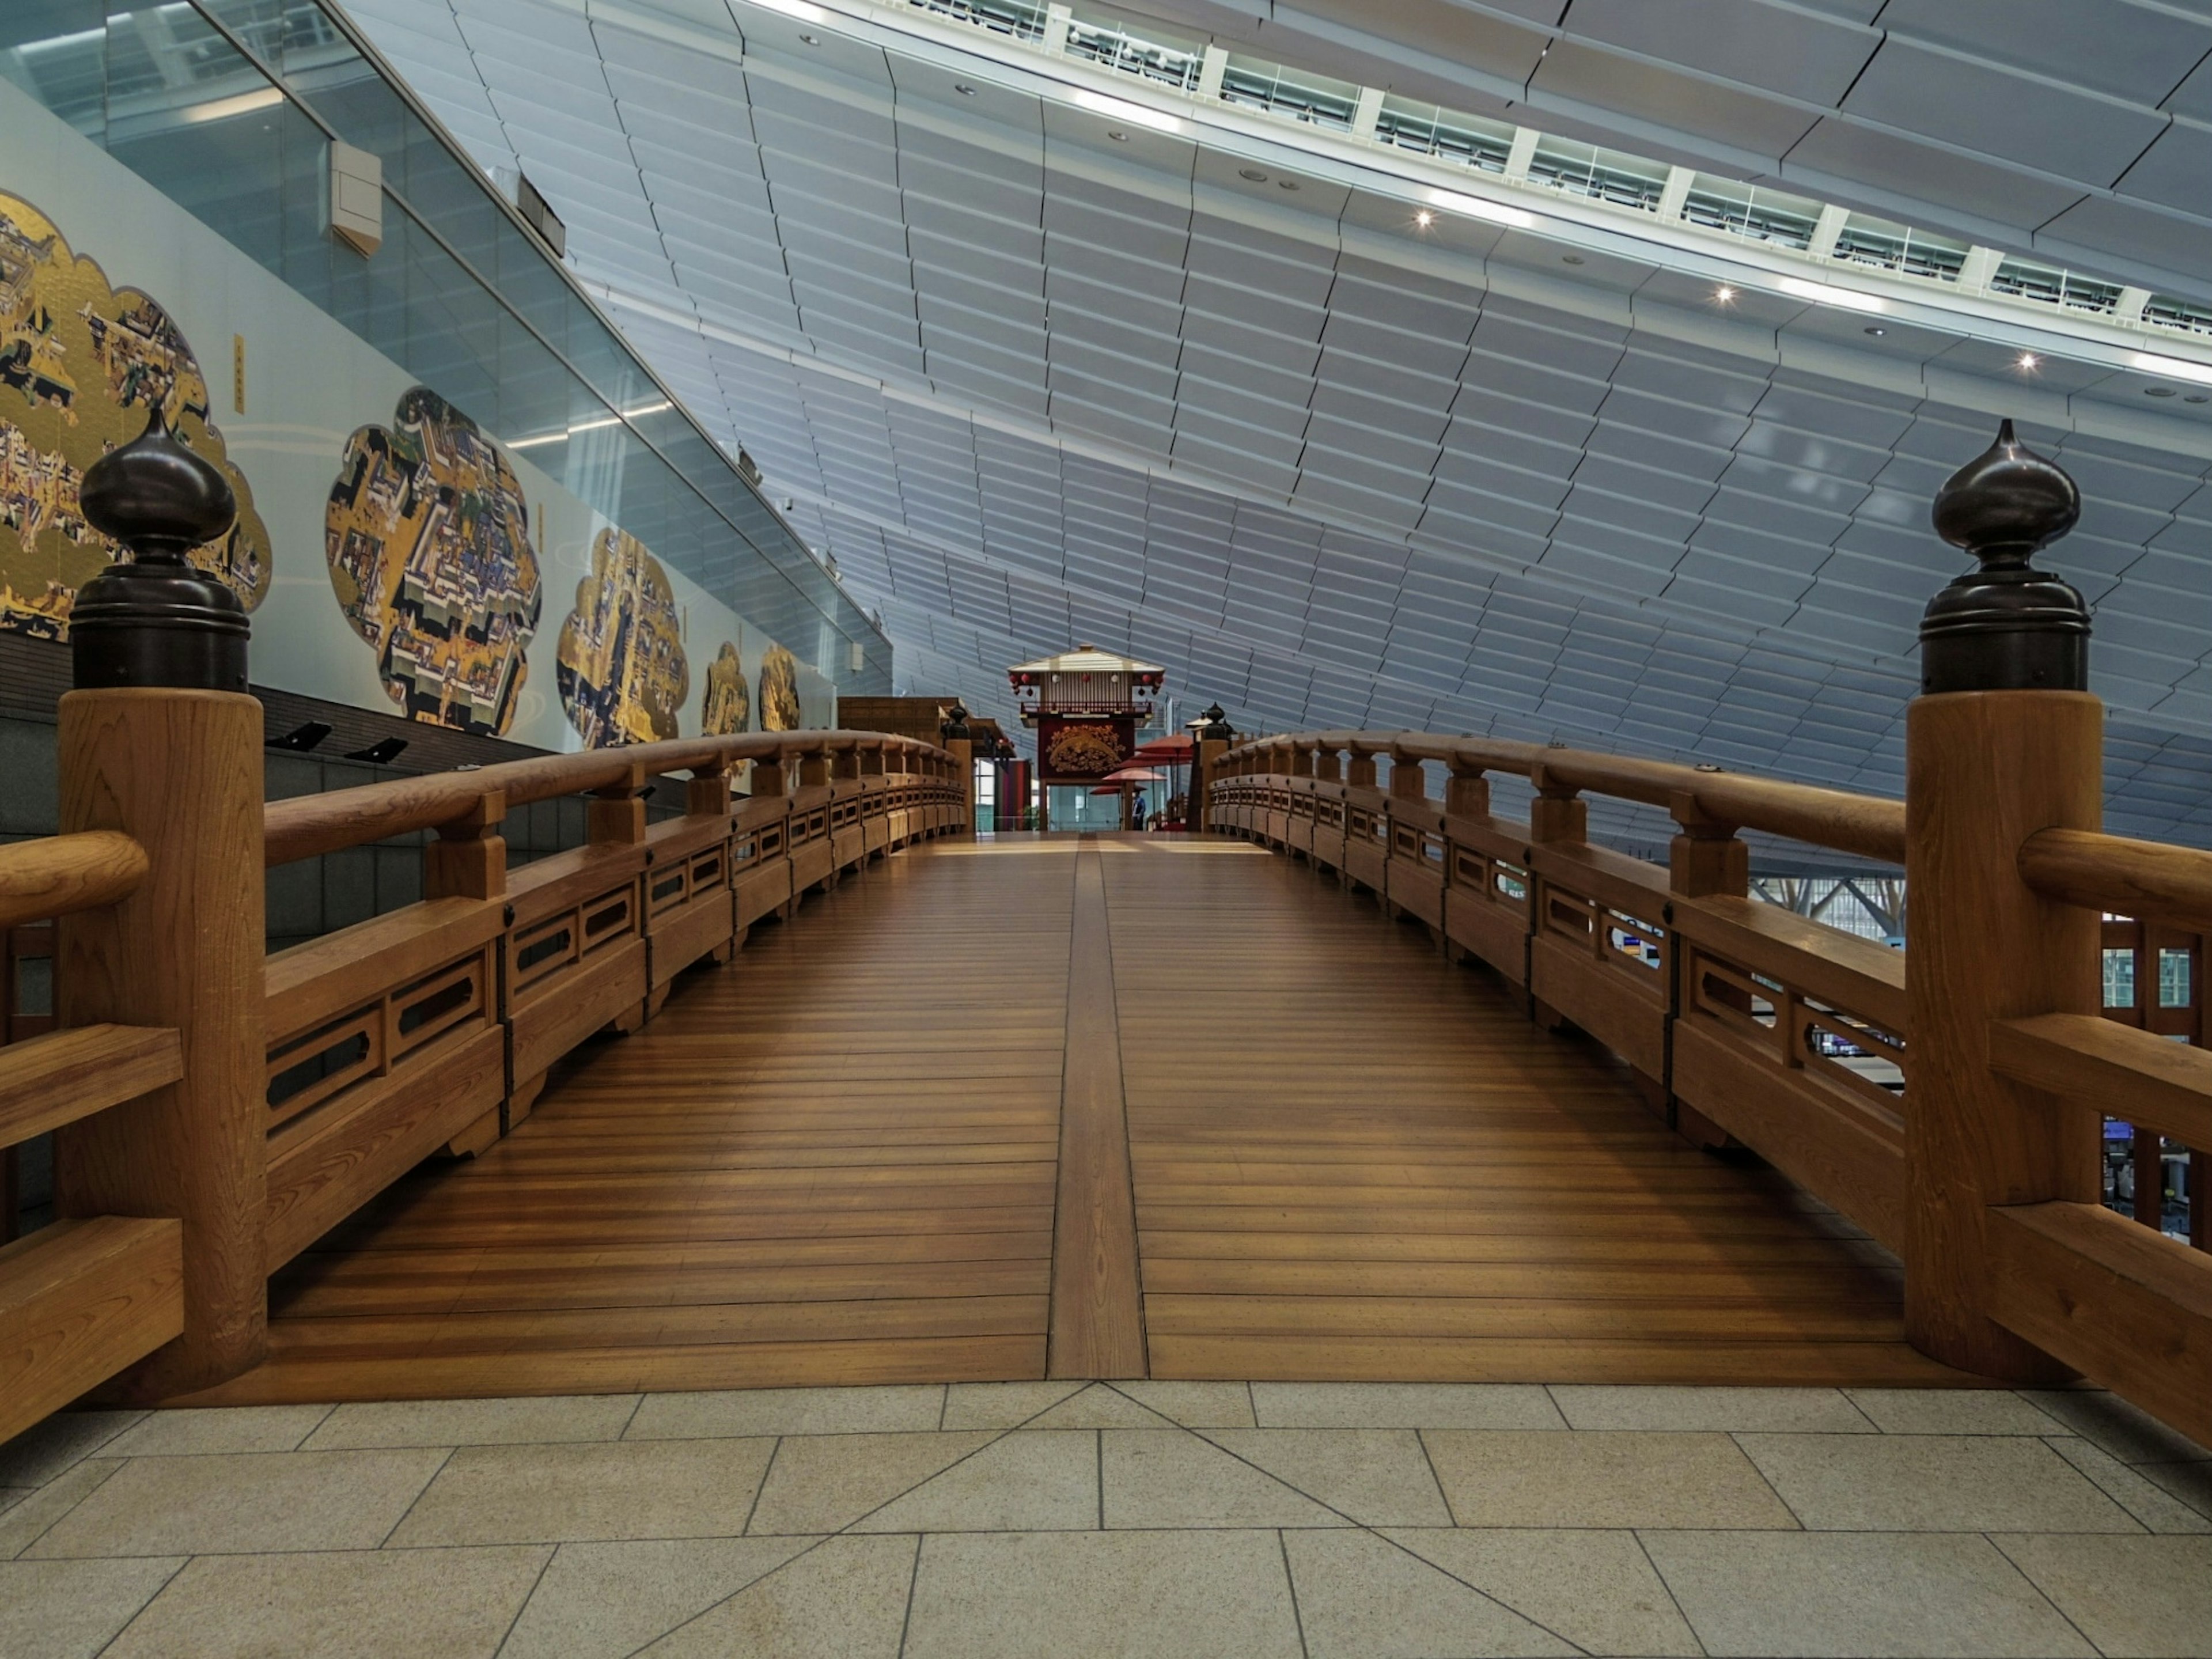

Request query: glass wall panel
[{"left": 0, "top": 0, "right": 888, "bottom": 691}]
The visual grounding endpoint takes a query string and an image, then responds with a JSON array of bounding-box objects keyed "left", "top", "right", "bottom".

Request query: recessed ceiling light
[
  {"left": 1779, "top": 275, "right": 1885, "bottom": 313},
  {"left": 2190, "top": 394, "right": 2211, "bottom": 404},
  {"left": 1071, "top": 87, "right": 1186, "bottom": 134},
  {"left": 953, "top": 82, "right": 976, "bottom": 96},
  {"left": 1414, "top": 209, "right": 1433, "bottom": 228},
  {"left": 1277, "top": 178, "right": 1298, "bottom": 191},
  {"left": 1107, "top": 129, "right": 1127, "bottom": 142},
  {"left": 2147, "top": 386, "right": 2177, "bottom": 397},
  {"left": 797, "top": 31, "right": 819, "bottom": 44},
  {"left": 2017, "top": 352, "right": 2040, "bottom": 370},
  {"left": 1864, "top": 325, "right": 1886, "bottom": 336},
  {"left": 1562, "top": 253, "right": 1585, "bottom": 266},
  {"left": 1238, "top": 168, "right": 1267, "bottom": 182},
  {"left": 1714, "top": 285, "right": 1734, "bottom": 302}
]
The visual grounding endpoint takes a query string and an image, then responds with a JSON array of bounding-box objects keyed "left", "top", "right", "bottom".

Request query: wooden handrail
[
  {"left": 1224, "top": 730, "right": 1906, "bottom": 863},
  {"left": 263, "top": 729, "right": 952, "bottom": 866},
  {"left": 0, "top": 830, "right": 148, "bottom": 930},
  {"left": 2020, "top": 826, "right": 2212, "bottom": 932}
]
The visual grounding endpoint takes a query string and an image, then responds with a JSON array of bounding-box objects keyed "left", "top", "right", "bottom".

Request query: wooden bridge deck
[{"left": 196, "top": 835, "right": 1967, "bottom": 1403}]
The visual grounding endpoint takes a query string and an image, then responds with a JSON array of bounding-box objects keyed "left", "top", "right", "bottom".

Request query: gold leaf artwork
[
  {"left": 0, "top": 191, "right": 269, "bottom": 639},
  {"left": 702, "top": 640, "right": 750, "bottom": 734},
  {"left": 758, "top": 641, "right": 801, "bottom": 732},
  {"left": 556, "top": 525, "right": 689, "bottom": 746},
  {"left": 325, "top": 387, "right": 541, "bottom": 735}
]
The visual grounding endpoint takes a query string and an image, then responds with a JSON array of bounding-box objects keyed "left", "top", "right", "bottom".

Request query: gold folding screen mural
[
  {"left": 325, "top": 388, "right": 543, "bottom": 736},
  {"left": 0, "top": 191, "right": 269, "bottom": 638},
  {"left": 556, "top": 527, "right": 691, "bottom": 747}
]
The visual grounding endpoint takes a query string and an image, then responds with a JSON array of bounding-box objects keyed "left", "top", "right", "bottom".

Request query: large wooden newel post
[
  {"left": 1190, "top": 703, "right": 1232, "bottom": 834},
  {"left": 1904, "top": 421, "right": 2101, "bottom": 1381},
  {"left": 941, "top": 702, "right": 975, "bottom": 839},
  {"left": 55, "top": 411, "right": 268, "bottom": 1398}
]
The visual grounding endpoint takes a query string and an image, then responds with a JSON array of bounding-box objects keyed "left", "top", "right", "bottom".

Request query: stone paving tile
[
  {"left": 500, "top": 1536, "right": 819, "bottom": 1659},
  {"left": 1112, "top": 1380, "right": 1255, "bottom": 1427},
  {"left": 1384, "top": 1527, "right": 1702, "bottom": 1657},
  {"left": 941, "top": 1381, "right": 1084, "bottom": 1430},
  {"left": 637, "top": 1535, "right": 916, "bottom": 1657},
  {"left": 0, "top": 1556, "right": 183, "bottom": 1659},
  {"left": 0, "top": 1460, "right": 122, "bottom": 1561},
  {"left": 1842, "top": 1388, "right": 2067, "bottom": 1436},
  {"left": 1201, "top": 1428, "right": 1453, "bottom": 1527},
  {"left": 306, "top": 1395, "right": 639, "bottom": 1449},
  {"left": 1643, "top": 1530, "right": 2098, "bottom": 1657},
  {"left": 1423, "top": 1430, "right": 1798, "bottom": 1529},
  {"left": 2017, "top": 1391, "right": 2212, "bottom": 1467},
  {"left": 624, "top": 1385, "right": 943, "bottom": 1440},
  {"left": 903, "top": 1530, "right": 1305, "bottom": 1659},
  {"left": 1736, "top": 1431, "right": 2143, "bottom": 1532},
  {"left": 1102, "top": 1430, "right": 1344, "bottom": 1528},
  {"left": 9, "top": 1383, "right": 2212, "bottom": 1656},
  {"left": 103, "top": 1546, "right": 548, "bottom": 1659},
  {"left": 746, "top": 1431, "right": 992, "bottom": 1535},
  {"left": 1283, "top": 1527, "right": 1573, "bottom": 1657},
  {"left": 0, "top": 1412, "right": 144, "bottom": 1489},
  {"left": 1550, "top": 1385, "right": 1874, "bottom": 1434},
  {"left": 27, "top": 1450, "right": 447, "bottom": 1558},
  {"left": 1994, "top": 1533, "right": 2212, "bottom": 1659},
  {"left": 854, "top": 1430, "right": 1097, "bottom": 1532},
  {"left": 388, "top": 1440, "right": 773, "bottom": 1547},
  {"left": 2047, "top": 1435, "right": 2212, "bottom": 1535},
  {"left": 1252, "top": 1382, "right": 1566, "bottom": 1430}
]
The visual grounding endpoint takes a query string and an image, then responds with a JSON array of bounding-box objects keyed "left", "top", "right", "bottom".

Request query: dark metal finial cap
[
  {"left": 70, "top": 406, "right": 250, "bottom": 692},
  {"left": 1197, "top": 702, "right": 1232, "bottom": 742},
  {"left": 1918, "top": 419, "right": 2090, "bottom": 695},
  {"left": 941, "top": 701, "right": 972, "bottom": 740}
]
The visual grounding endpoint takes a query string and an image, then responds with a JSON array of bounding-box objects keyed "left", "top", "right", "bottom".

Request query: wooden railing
[
  {"left": 1206, "top": 712, "right": 2212, "bottom": 1448},
  {"left": 1, "top": 715, "right": 966, "bottom": 1431},
  {"left": 0, "top": 831, "right": 187, "bottom": 1442}
]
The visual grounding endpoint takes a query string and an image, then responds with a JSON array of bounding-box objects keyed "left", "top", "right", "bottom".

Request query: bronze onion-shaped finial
[
  {"left": 70, "top": 406, "right": 249, "bottom": 691},
  {"left": 1918, "top": 419, "right": 2090, "bottom": 695}
]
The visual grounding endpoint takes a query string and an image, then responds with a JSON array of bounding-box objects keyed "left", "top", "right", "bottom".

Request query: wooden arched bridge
[{"left": 3, "top": 699, "right": 2209, "bottom": 1455}]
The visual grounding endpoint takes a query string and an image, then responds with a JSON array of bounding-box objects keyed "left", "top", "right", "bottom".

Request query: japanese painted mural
[
  {"left": 1, "top": 78, "right": 839, "bottom": 748},
  {"left": 759, "top": 642, "right": 802, "bottom": 732},
  {"left": 701, "top": 641, "right": 751, "bottom": 735},
  {"left": 0, "top": 191, "right": 269, "bottom": 639},
  {"left": 555, "top": 527, "right": 690, "bottom": 747},
  {"left": 325, "top": 388, "right": 541, "bottom": 736}
]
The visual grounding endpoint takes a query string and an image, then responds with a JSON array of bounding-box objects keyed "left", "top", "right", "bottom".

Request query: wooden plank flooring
[{"left": 188, "top": 835, "right": 1971, "bottom": 1403}]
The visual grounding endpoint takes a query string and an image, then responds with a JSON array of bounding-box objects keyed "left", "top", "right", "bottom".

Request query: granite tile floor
[{"left": 1, "top": 1382, "right": 2208, "bottom": 1658}]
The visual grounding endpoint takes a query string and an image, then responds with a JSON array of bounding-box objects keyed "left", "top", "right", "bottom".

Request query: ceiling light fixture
[
  {"left": 1864, "top": 325, "right": 1887, "bottom": 336},
  {"left": 1070, "top": 87, "right": 1186, "bottom": 134},
  {"left": 1106, "top": 129, "right": 1127, "bottom": 142},
  {"left": 182, "top": 86, "right": 285, "bottom": 124},
  {"left": 1238, "top": 168, "right": 1267, "bottom": 182},
  {"left": 953, "top": 82, "right": 976, "bottom": 96},
  {"left": 2130, "top": 350, "right": 2212, "bottom": 387},
  {"left": 751, "top": 0, "right": 828, "bottom": 21},
  {"left": 2190, "top": 395, "right": 2211, "bottom": 404},
  {"left": 1278, "top": 178, "right": 1298, "bottom": 190},
  {"left": 1714, "top": 285, "right": 1735, "bottom": 302},
  {"left": 1414, "top": 209, "right": 1433, "bottom": 228},
  {"left": 1561, "top": 254, "right": 1584, "bottom": 266},
  {"left": 2017, "top": 352, "right": 2040, "bottom": 370},
  {"left": 1423, "top": 187, "right": 1534, "bottom": 230},
  {"left": 797, "top": 32, "right": 819, "bottom": 44},
  {"left": 2147, "top": 386, "right": 2177, "bottom": 397},
  {"left": 1777, "top": 275, "right": 1885, "bottom": 314}
]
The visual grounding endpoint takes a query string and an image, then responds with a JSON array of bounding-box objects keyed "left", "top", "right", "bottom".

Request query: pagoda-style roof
[{"left": 1007, "top": 645, "right": 1164, "bottom": 676}]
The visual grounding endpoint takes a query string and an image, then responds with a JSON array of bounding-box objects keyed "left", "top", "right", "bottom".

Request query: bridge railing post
[
  {"left": 1904, "top": 421, "right": 2102, "bottom": 1381},
  {"left": 53, "top": 414, "right": 267, "bottom": 1399}
]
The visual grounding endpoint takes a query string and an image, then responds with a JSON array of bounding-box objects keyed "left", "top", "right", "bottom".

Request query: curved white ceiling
[
  {"left": 1112, "top": 0, "right": 2212, "bottom": 310},
  {"left": 344, "top": 0, "right": 2212, "bottom": 853}
]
